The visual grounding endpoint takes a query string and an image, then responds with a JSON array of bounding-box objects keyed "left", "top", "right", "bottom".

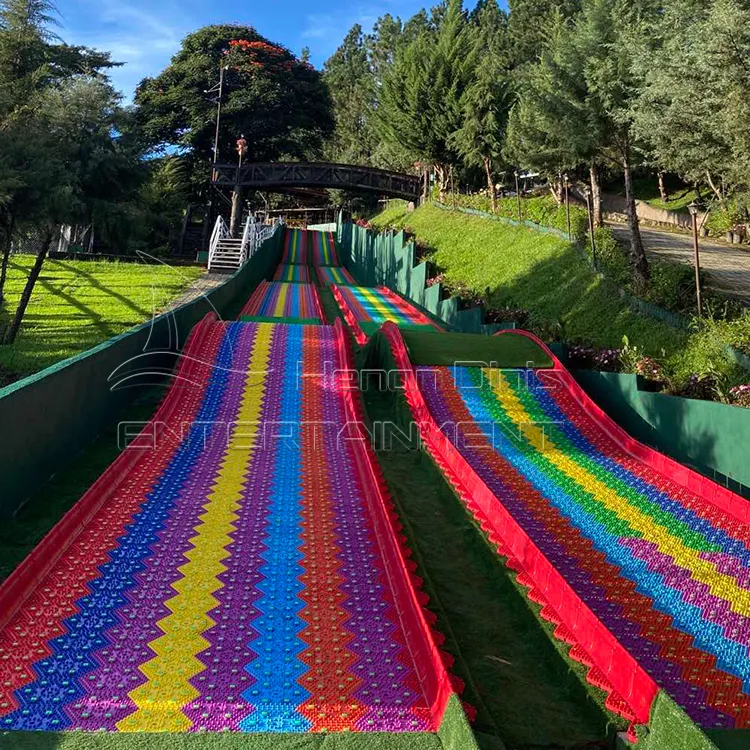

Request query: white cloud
[{"left": 58, "top": 0, "right": 192, "bottom": 101}]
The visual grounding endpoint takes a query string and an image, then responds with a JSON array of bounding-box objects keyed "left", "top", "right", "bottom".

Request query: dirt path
[{"left": 608, "top": 223, "right": 750, "bottom": 303}]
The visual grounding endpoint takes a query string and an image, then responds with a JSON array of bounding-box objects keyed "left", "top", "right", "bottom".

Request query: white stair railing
[{"left": 208, "top": 215, "right": 230, "bottom": 269}]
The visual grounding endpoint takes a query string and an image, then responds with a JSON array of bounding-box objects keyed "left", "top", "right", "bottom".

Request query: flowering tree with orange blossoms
[{"left": 134, "top": 24, "right": 333, "bottom": 191}]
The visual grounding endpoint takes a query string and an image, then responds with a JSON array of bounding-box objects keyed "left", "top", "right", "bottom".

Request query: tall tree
[
  {"left": 134, "top": 25, "right": 334, "bottom": 190},
  {"left": 452, "top": 0, "right": 512, "bottom": 210},
  {"left": 507, "top": 0, "right": 581, "bottom": 67},
  {"left": 2, "top": 76, "right": 143, "bottom": 343},
  {"left": 0, "top": 0, "right": 114, "bottom": 303},
  {"left": 323, "top": 25, "right": 375, "bottom": 164},
  {"left": 377, "top": 0, "right": 473, "bottom": 192},
  {"left": 633, "top": 0, "right": 750, "bottom": 206}
]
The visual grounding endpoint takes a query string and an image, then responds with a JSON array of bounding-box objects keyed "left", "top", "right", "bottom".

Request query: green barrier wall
[
  {"left": 573, "top": 369, "right": 750, "bottom": 498},
  {"left": 338, "top": 221, "right": 473, "bottom": 331},
  {"left": 0, "top": 229, "right": 283, "bottom": 516}
]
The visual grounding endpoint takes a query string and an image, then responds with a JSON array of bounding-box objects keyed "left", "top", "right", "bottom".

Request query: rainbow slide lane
[
  {"left": 0, "top": 315, "right": 456, "bottom": 735},
  {"left": 382, "top": 323, "right": 750, "bottom": 736},
  {"left": 309, "top": 231, "right": 339, "bottom": 267},
  {"left": 332, "top": 285, "right": 442, "bottom": 345},
  {"left": 281, "top": 228, "right": 308, "bottom": 264},
  {"left": 240, "top": 281, "right": 324, "bottom": 322},
  {"left": 317, "top": 266, "right": 355, "bottom": 286},
  {"left": 274, "top": 264, "right": 311, "bottom": 283}
]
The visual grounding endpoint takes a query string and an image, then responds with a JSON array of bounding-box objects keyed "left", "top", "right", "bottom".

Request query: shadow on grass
[{"left": 54, "top": 261, "right": 151, "bottom": 320}]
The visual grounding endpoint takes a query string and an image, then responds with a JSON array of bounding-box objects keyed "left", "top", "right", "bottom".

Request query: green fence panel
[
  {"left": 573, "top": 369, "right": 750, "bottom": 496},
  {"left": 0, "top": 228, "right": 283, "bottom": 516}
]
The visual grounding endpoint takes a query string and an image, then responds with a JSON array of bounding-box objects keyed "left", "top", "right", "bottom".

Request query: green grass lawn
[
  {"left": 0, "top": 256, "right": 204, "bottom": 382},
  {"left": 372, "top": 203, "right": 684, "bottom": 354}
]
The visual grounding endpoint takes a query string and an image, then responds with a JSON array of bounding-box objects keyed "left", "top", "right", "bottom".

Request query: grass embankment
[
  {"left": 0, "top": 256, "right": 203, "bottom": 382},
  {"left": 371, "top": 203, "right": 682, "bottom": 353},
  {"left": 370, "top": 202, "right": 750, "bottom": 387}
]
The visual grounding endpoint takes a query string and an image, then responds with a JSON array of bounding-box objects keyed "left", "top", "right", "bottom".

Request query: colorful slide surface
[
  {"left": 317, "top": 265, "right": 355, "bottom": 287},
  {"left": 0, "top": 318, "right": 450, "bottom": 734},
  {"left": 332, "top": 285, "right": 441, "bottom": 345},
  {"left": 280, "top": 229, "right": 339, "bottom": 267},
  {"left": 309, "top": 231, "right": 339, "bottom": 266},
  {"left": 240, "top": 281, "right": 324, "bottom": 321},
  {"left": 274, "top": 264, "right": 311, "bottom": 283},
  {"left": 383, "top": 323, "right": 750, "bottom": 733},
  {"left": 281, "top": 228, "right": 308, "bottom": 264}
]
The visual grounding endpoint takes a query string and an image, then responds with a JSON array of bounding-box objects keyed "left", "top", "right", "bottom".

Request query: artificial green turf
[
  {"left": 0, "top": 732, "right": 445, "bottom": 749},
  {"left": 635, "top": 692, "right": 719, "bottom": 750},
  {"left": 371, "top": 204, "right": 685, "bottom": 357},
  {"left": 0, "top": 387, "right": 163, "bottom": 583},
  {"left": 361, "top": 382, "right": 623, "bottom": 748},
  {"left": 316, "top": 287, "right": 344, "bottom": 325},
  {"left": 359, "top": 322, "right": 436, "bottom": 338},
  {"left": 399, "top": 329, "right": 554, "bottom": 368},
  {"left": 0, "top": 256, "right": 203, "bottom": 380}
]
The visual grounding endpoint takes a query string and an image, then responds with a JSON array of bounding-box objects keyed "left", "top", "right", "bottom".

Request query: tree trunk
[
  {"left": 484, "top": 157, "right": 496, "bottom": 213},
  {"left": 589, "top": 163, "right": 603, "bottom": 227},
  {"left": 435, "top": 165, "right": 446, "bottom": 201},
  {"left": 0, "top": 215, "right": 14, "bottom": 305},
  {"left": 657, "top": 171, "right": 668, "bottom": 202},
  {"left": 705, "top": 171, "right": 725, "bottom": 207},
  {"left": 230, "top": 187, "right": 244, "bottom": 237},
  {"left": 623, "top": 156, "right": 650, "bottom": 293},
  {"left": 2, "top": 229, "right": 53, "bottom": 345}
]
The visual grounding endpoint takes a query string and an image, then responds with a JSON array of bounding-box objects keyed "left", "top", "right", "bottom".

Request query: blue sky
[{"left": 56, "top": 0, "right": 481, "bottom": 101}]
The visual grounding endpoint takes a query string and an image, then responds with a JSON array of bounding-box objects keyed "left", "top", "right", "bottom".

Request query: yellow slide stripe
[
  {"left": 490, "top": 370, "right": 750, "bottom": 617},
  {"left": 273, "top": 284, "right": 288, "bottom": 317},
  {"left": 118, "top": 325, "right": 274, "bottom": 731}
]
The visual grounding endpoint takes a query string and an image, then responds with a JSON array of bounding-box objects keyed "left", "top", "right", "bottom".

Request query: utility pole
[{"left": 210, "top": 65, "right": 227, "bottom": 176}]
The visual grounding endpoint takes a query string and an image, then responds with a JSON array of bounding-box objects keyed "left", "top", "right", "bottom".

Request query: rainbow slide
[
  {"left": 380, "top": 323, "right": 750, "bottom": 736},
  {"left": 317, "top": 266, "right": 355, "bottom": 286},
  {"left": 281, "top": 228, "right": 308, "bottom": 264},
  {"left": 274, "top": 264, "right": 311, "bottom": 283},
  {"left": 0, "top": 317, "right": 456, "bottom": 735},
  {"left": 240, "top": 281, "right": 324, "bottom": 322},
  {"left": 332, "top": 285, "right": 442, "bottom": 345}
]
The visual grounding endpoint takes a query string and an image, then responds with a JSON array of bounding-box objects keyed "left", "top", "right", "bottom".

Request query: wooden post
[{"left": 689, "top": 202, "right": 702, "bottom": 316}]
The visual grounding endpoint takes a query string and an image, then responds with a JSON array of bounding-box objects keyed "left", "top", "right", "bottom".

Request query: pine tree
[
  {"left": 378, "top": 0, "right": 473, "bottom": 193},
  {"left": 323, "top": 24, "right": 375, "bottom": 164},
  {"left": 451, "top": 0, "right": 512, "bottom": 210}
]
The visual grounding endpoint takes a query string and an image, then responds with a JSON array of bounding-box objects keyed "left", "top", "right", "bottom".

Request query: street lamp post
[
  {"left": 688, "top": 201, "right": 703, "bottom": 316},
  {"left": 563, "top": 173, "right": 571, "bottom": 241},
  {"left": 514, "top": 171, "right": 522, "bottom": 223},
  {"left": 584, "top": 186, "right": 597, "bottom": 269}
]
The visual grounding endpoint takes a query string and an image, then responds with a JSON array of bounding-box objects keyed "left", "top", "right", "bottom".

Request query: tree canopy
[{"left": 134, "top": 24, "right": 334, "bottom": 186}]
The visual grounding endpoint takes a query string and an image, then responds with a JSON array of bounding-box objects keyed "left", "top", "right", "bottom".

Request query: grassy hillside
[
  {"left": 372, "top": 203, "right": 682, "bottom": 352},
  {"left": 0, "top": 256, "right": 203, "bottom": 382},
  {"left": 369, "top": 203, "right": 747, "bottom": 387}
]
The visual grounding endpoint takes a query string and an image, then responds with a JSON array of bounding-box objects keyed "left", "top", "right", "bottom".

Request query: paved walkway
[
  {"left": 164, "top": 272, "right": 228, "bottom": 311},
  {"left": 608, "top": 223, "right": 750, "bottom": 303}
]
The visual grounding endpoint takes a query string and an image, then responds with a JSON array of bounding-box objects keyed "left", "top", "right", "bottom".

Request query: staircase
[
  {"left": 207, "top": 214, "right": 281, "bottom": 273},
  {"left": 209, "top": 237, "right": 245, "bottom": 273}
]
